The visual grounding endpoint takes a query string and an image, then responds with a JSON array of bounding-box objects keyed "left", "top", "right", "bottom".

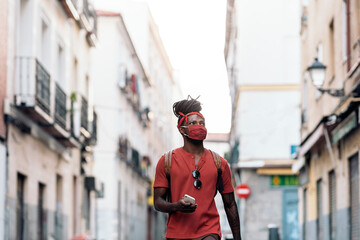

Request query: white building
[
  {"left": 224, "top": 0, "right": 301, "bottom": 239},
  {"left": 5, "top": 0, "right": 99, "bottom": 239},
  {"left": 93, "top": 8, "right": 182, "bottom": 240},
  {"left": 204, "top": 133, "right": 233, "bottom": 240},
  {"left": 0, "top": 0, "right": 9, "bottom": 238}
]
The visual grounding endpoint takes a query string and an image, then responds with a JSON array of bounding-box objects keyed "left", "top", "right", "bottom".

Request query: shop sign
[
  {"left": 271, "top": 175, "right": 299, "bottom": 187},
  {"left": 331, "top": 112, "right": 357, "bottom": 144}
]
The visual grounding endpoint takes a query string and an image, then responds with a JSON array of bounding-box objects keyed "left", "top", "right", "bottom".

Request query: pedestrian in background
[{"left": 154, "top": 96, "right": 242, "bottom": 240}]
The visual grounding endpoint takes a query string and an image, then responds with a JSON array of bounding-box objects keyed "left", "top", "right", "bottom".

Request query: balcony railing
[
  {"left": 55, "top": 83, "right": 67, "bottom": 129},
  {"left": 35, "top": 60, "right": 51, "bottom": 115},
  {"left": 90, "top": 111, "right": 97, "bottom": 144},
  {"left": 81, "top": 96, "right": 88, "bottom": 131}
]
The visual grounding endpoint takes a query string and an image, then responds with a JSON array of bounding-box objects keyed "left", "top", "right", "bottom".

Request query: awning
[
  {"left": 298, "top": 123, "right": 325, "bottom": 157},
  {"left": 334, "top": 97, "right": 360, "bottom": 115},
  {"left": 331, "top": 111, "right": 357, "bottom": 144},
  {"left": 234, "top": 159, "right": 295, "bottom": 169},
  {"left": 292, "top": 156, "right": 305, "bottom": 173}
]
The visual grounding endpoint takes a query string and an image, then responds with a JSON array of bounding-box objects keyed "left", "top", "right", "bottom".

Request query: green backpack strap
[{"left": 210, "top": 150, "right": 224, "bottom": 192}]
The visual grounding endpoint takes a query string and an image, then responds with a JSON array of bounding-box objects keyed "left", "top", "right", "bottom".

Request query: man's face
[
  {"left": 185, "top": 114, "right": 205, "bottom": 127},
  {"left": 179, "top": 114, "right": 205, "bottom": 135}
]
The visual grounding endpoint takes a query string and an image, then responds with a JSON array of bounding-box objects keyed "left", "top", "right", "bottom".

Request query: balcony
[
  {"left": 58, "top": 0, "right": 97, "bottom": 47},
  {"left": 55, "top": 83, "right": 67, "bottom": 129},
  {"left": 15, "top": 57, "right": 78, "bottom": 148},
  {"left": 69, "top": 93, "right": 94, "bottom": 144},
  {"left": 89, "top": 111, "right": 97, "bottom": 145},
  {"left": 15, "top": 57, "right": 52, "bottom": 124},
  {"left": 58, "top": 0, "right": 80, "bottom": 21},
  {"left": 81, "top": 0, "right": 98, "bottom": 47},
  {"left": 81, "top": 96, "right": 90, "bottom": 136}
]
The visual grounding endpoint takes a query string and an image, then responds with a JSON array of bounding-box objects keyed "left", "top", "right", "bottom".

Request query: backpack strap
[
  {"left": 210, "top": 150, "right": 224, "bottom": 192},
  {"left": 164, "top": 150, "right": 173, "bottom": 201},
  {"left": 164, "top": 150, "right": 172, "bottom": 176}
]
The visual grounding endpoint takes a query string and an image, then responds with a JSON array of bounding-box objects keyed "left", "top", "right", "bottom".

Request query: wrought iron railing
[
  {"left": 301, "top": 109, "right": 307, "bottom": 124},
  {"left": 35, "top": 60, "right": 51, "bottom": 114},
  {"left": 81, "top": 96, "right": 88, "bottom": 131},
  {"left": 55, "top": 83, "right": 67, "bottom": 129},
  {"left": 83, "top": 0, "right": 97, "bottom": 35},
  {"left": 91, "top": 111, "right": 97, "bottom": 143}
]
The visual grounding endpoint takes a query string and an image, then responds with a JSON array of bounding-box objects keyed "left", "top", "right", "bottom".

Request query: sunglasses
[{"left": 192, "top": 170, "right": 202, "bottom": 189}]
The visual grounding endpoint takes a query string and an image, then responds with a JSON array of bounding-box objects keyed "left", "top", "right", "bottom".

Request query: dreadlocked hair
[{"left": 173, "top": 96, "right": 202, "bottom": 125}]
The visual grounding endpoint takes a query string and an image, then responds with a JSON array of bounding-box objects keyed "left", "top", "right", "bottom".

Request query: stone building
[
  {"left": 224, "top": 0, "right": 301, "bottom": 239},
  {"left": 293, "top": 0, "right": 360, "bottom": 239},
  {"left": 0, "top": 0, "right": 9, "bottom": 238},
  {"left": 4, "top": 0, "right": 99, "bottom": 239},
  {"left": 92, "top": 6, "right": 182, "bottom": 240}
]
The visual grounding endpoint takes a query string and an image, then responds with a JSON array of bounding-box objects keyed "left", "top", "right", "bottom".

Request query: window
[
  {"left": 316, "top": 179, "right": 323, "bottom": 240},
  {"left": 17, "top": 173, "right": 26, "bottom": 240},
  {"left": 349, "top": 153, "right": 359, "bottom": 240},
  {"left": 315, "top": 44, "right": 323, "bottom": 98},
  {"left": 39, "top": 17, "right": 50, "bottom": 68},
  {"left": 329, "top": 170, "right": 336, "bottom": 240},
  {"left": 72, "top": 59, "right": 78, "bottom": 92},
  {"left": 328, "top": 19, "right": 335, "bottom": 79},
  {"left": 302, "top": 73, "right": 309, "bottom": 124},
  {"left": 57, "top": 44, "right": 65, "bottom": 89},
  {"left": 342, "top": 0, "right": 351, "bottom": 71}
]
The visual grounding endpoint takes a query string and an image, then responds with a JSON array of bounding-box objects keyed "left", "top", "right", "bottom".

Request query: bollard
[{"left": 268, "top": 224, "right": 280, "bottom": 240}]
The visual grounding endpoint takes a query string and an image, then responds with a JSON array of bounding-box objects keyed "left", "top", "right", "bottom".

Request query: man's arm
[
  {"left": 153, "top": 187, "right": 197, "bottom": 213},
  {"left": 221, "top": 192, "right": 242, "bottom": 240}
]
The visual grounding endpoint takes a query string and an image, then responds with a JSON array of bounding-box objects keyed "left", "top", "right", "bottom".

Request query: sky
[{"left": 94, "top": 0, "right": 232, "bottom": 133}]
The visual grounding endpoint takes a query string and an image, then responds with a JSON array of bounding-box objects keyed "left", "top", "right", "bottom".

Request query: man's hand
[
  {"left": 176, "top": 197, "right": 197, "bottom": 213},
  {"left": 154, "top": 187, "right": 197, "bottom": 213}
]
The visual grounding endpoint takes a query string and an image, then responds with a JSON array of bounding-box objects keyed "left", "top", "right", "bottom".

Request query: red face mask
[{"left": 182, "top": 125, "right": 207, "bottom": 140}]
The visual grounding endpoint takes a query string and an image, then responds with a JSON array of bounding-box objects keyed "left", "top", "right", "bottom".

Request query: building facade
[
  {"left": 204, "top": 133, "right": 232, "bottom": 240},
  {"left": 0, "top": 0, "right": 9, "bottom": 238},
  {"left": 293, "top": 0, "right": 360, "bottom": 239},
  {"left": 224, "top": 0, "right": 301, "bottom": 239},
  {"left": 93, "top": 7, "right": 182, "bottom": 240},
  {"left": 5, "top": 0, "right": 99, "bottom": 239}
]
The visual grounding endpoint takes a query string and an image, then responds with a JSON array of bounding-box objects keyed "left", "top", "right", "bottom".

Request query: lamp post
[{"left": 307, "top": 58, "right": 344, "bottom": 97}]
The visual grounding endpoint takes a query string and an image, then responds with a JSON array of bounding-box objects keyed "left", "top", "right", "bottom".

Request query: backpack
[{"left": 164, "top": 149, "right": 224, "bottom": 201}]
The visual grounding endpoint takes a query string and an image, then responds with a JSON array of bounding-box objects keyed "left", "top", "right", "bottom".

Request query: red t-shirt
[{"left": 154, "top": 148, "right": 234, "bottom": 239}]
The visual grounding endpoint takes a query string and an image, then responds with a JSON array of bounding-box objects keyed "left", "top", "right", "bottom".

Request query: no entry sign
[{"left": 235, "top": 184, "right": 251, "bottom": 199}]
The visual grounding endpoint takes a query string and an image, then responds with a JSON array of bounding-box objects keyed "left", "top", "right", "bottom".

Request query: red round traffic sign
[{"left": 235, "top": 184, "right": 251, "bottom": 199}]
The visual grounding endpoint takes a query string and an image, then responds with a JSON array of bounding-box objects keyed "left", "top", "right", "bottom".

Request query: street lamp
[{"left": 307, "top": 58, "right": 344, "bottom": 97}]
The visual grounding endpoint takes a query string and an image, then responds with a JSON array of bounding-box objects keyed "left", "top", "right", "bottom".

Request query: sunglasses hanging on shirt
[{"left": 192, "top": 170, "right": 202, "bottom": 189}]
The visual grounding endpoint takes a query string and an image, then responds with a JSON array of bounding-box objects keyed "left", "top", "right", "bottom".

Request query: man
[{"left": 154, "top": 97, "right": 242, "bottom": 240}]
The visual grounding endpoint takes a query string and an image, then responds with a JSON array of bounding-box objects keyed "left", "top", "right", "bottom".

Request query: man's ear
[{"left": 178, "top": 126, "right": 186, "bottom": 135}]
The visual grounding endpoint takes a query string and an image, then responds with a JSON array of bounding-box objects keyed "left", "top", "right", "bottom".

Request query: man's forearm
[
  {"left": 222, "top": 193, "right": 242, "bottom": 240},
  {"left": 154, "top": 197, "right": 178, "bottom": 213}
]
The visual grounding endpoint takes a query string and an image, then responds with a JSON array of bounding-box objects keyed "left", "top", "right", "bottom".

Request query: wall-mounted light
[{"left": 307, "top": 58, "right": 344, "bottom": 97}]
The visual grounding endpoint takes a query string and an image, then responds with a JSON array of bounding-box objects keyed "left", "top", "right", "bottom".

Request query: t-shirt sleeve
[
  {"left": 220, "top": 158, "right": 234, "bottom": 194},
  {"left": 153, "top": 155, "right": 169, "bottom": 188}
]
